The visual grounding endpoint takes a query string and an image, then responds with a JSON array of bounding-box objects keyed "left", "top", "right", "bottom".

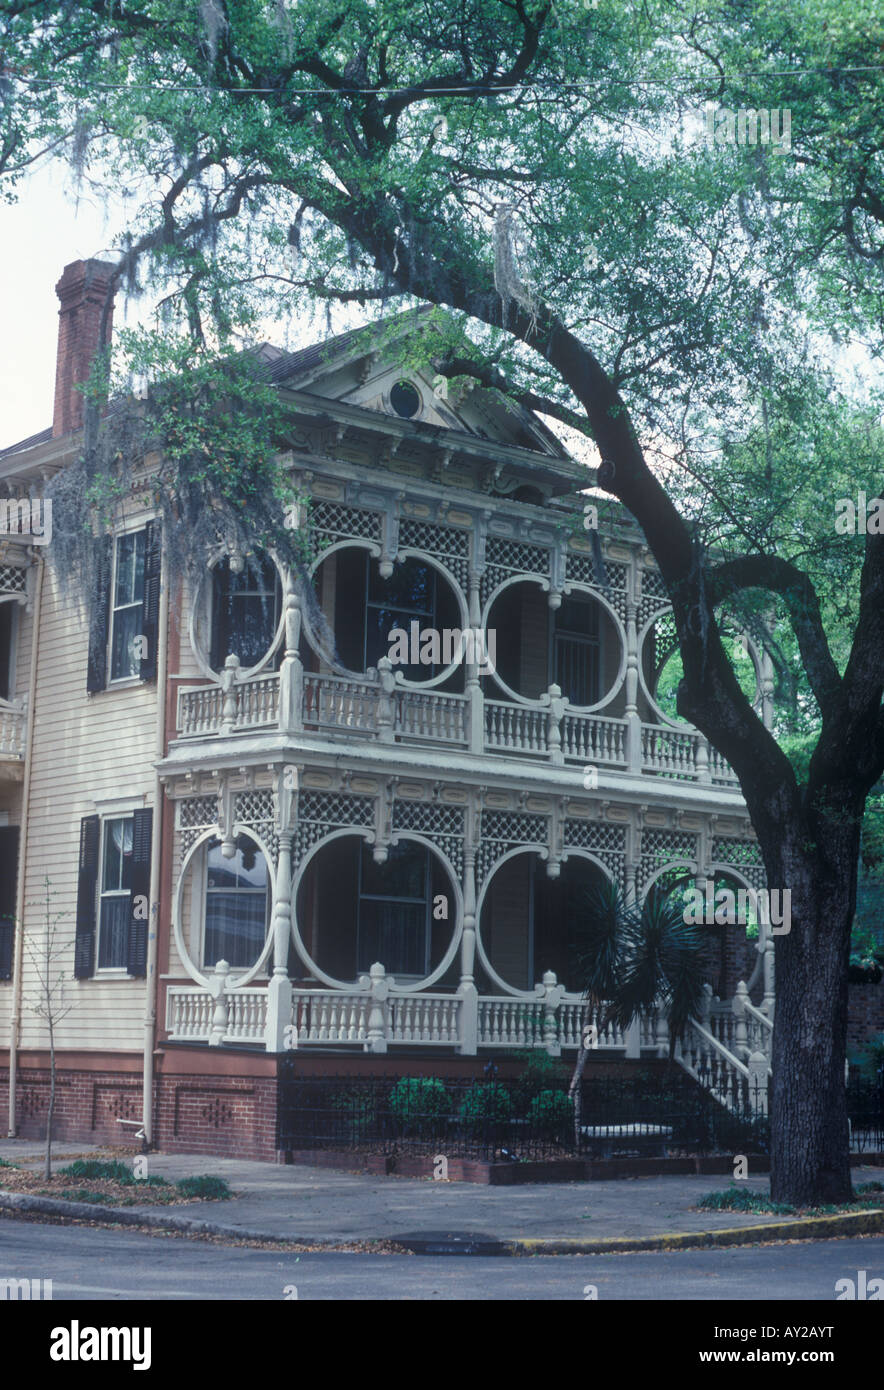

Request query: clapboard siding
[{"left": 12, "top": 555, "right": 158, "bottom": 1052}]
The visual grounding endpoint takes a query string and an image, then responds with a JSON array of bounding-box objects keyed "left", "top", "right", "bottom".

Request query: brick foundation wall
[
  {"left": 0, "top": 1047, "right": 280, "bottom": 1162},
  {"left": 847, "top": 983, "right": 884, "bottom": 1052}
]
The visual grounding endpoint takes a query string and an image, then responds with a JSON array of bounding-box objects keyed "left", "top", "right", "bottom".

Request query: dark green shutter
[
  {"left": 86, "top": 535, "right": 113, "bottom": 692},
  {"left": 139, "top": 522, "right": 161, "bottom": 682},
  {"left": 0, "top": 825, "right": 19, "bottom": 981},
  {"left": 74, "top": 815, "right": 100, "bottom": 978}
]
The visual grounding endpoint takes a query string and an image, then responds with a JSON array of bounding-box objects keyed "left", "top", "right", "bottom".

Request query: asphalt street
[{"left": 1, "top": 1216, "right": 882, "bottom": 1301}]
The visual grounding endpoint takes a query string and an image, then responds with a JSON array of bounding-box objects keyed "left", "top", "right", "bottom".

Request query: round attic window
[{"left": 390, "top": 379, "right": 421, "bottom": 419}]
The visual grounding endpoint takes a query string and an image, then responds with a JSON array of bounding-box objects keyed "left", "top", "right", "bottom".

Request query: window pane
[
  {"left": 357, "top": 900, "right": 427, "bottom": 975},
  {"left": 111, "top": 605, "right": 141, "bottom": 679},
  {"left": 368, "top": 557, "right": 433, "bottom": 611},
  {"left": 204, "top": 892, "right": 267, "bottom": 969},
  {"left": 360, "top": 842, "right": 427, "bottom": 899},
  {"left": 114, "top": 532, "right": 145, "bottom": 608},
  {"left": 231, "top": 593, "right": 279, "bottom": 667},
  {"left": 98, "top": 895, "right": 130, "bottom": 969},
  {"left": 207, "top": 838, "right": 268, "bottom": 890},
  {"left": 213, "top": 555, "right": 280, "bottom": 669},
  {"left": 102, "top": 817, "right": 133, "bottom": 892},
  {"left": 556, "top": 596, "right": 598, "bottom": 637}
]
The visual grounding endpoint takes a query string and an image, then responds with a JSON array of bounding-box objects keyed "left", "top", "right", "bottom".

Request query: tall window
[
  {"left": 553, "top": 594, "right": 600, "bottom": 706},
  {"left": 97, "top": 816, "right": 134, "bottom": 969},
  {"left": 365, "top": 555, "right": 436, "bottom": 679},
  {"left": 110, "top": 531, "right": 146, "bottom": 680},
  {"left": 356, "top": 841, "right": 430, "bottom": 977},
  {"left": 0, "top": 603, "right": 13, "bottom": 702},
  {"left": 210, "top": 554, "right": 282, "bottom": 672},
  {"left": 204, "top": 834, "right": 269, "bottom": 969}
]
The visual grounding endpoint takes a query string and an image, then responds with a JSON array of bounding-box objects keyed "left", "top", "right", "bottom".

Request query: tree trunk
[{"left": 767, "top": 824, "right": 858, "bottom": 1206}]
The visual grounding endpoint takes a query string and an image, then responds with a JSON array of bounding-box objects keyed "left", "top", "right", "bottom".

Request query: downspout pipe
[
  {"left": 8, "top": 551, "right": 44, "bottom": 1136},
  {"left": 142, "top": 559, "right": 169, "bottom": 1148}
]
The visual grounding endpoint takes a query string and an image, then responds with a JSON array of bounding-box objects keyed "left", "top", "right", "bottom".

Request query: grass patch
[
  {"left": 59, "top": 1159, "right": 139, "bottom": 1185},
  {"left": 698, "top": 1183, "right": 884, "bottom": 1217},
  {"left": 174, "top": 1175, "right": 231, "bottom": 1201},
  {"left": 698, "top": 1187, "right": 796, "bottom": 1215},
  {"left": 0, "top": 1158, "right": 18, "bottom": 1169}
]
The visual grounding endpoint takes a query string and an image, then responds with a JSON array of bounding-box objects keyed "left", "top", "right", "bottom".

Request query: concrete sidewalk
[{"left": 2, "top": 1139, "right": 882, "bottom": 1250}]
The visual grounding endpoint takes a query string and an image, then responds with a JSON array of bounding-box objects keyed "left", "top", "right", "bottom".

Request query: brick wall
[
  {"left": 0, "top": 1048, "right": 280, "bottom": 1162},
  {"left": 847, "top": 983, "right": 884, "bottom": 1052}
]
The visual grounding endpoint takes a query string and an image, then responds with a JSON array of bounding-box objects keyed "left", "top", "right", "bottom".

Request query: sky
[{"left": 0, "top": 162, "right": 137, "bottom": 447}]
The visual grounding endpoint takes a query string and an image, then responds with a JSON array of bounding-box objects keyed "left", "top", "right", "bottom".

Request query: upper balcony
[
  {"left": 173, "top": 663, "right": 739, "bottom": 788},
  {"left": 0, "top": 701, "right": 26, "bottom": 771}
]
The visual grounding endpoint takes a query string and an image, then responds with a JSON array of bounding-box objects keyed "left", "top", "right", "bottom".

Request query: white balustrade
[
  {"left": 484, "top": 701, "right": 548, "bottom": 754},
  {"left": 387, "top": 992, "right": 462, "bottom": 1045},
  {"left": 292, "top": 990, "right": 371, "bottom": 1044},
  {"left": 395, "top": 689, "right": 468, "bottom": 745},
  {"left": 225, "top": 989, "right": 269, "bottom": 1042},
  {"left": 173, "top": 666, "right": 738, "bottom": 784},
  {"left": 177, "top": 674, "right": 279, "bottom": 737},
  {"left": 641, "top": 723, "right": 700, "bottom": 778},
  {"left": 0, "top": 704, "right": 25, "bottom": 758},
  {"left": 560, "top": 713, "right": 627, "bottom": 766},
  {"left": 166, "top": 987, "right": 214, "bottom": 1040},
  {"left": 302, "top": 673, "right": 380, "bottom": 734},
  {"left": 166, "top": 985, "right": 268, "bottom": 1042}
]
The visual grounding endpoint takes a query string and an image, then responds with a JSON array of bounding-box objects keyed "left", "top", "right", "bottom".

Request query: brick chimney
[{"left": 52, "top": 259, "right": 117, "bottom": 437}]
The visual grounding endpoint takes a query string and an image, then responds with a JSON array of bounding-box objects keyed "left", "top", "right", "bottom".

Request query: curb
[
  {"left": 0, "top": 1191, "right": 339, "bottom": 1247},
  {"left": 510, "top": 1209, "right": 884, "bottom": 1256},
  {"left": 2, "top": 1190, "right": 882, "bottom": 1254}
]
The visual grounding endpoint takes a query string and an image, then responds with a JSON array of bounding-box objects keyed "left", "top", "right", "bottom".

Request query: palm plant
[{"left": 568, "top": 882, "right": 706, "bottom": 1146}]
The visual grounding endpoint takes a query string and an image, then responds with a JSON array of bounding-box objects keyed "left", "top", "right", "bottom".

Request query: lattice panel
[
  {"left": 638, "top": 568, "right": 670, "bottom": 627},
  {"left": 309, "top": 500, "right": 382, "bottom": 552},
  {"left": 177, "top": 796, "right": 219, "bottom": 866},
  {"left": 235, "top": 789, "right": 279, "bottom": 863},
  {"left": 393, "top": 798, "right": 465, "bottom": 878},
  {"left": 480, "top": 535, "right": 552, "bottom": 605},
  {"left": 563, "top": 819, "right": 627, "bottom": 888},
  {"left": 0, "top": 565, "right": 26, "bottom": 595},
  {"left": 398, "top": 518, "right": 470, "bottom": 592},
  {"left": 639, "top": 828, "right": 699, "bottom": 895},
  {"left": 564, "top": 554, "right": 628, "bottom": 620},
  {"left": 294, "top": 791, "right": 375, "bottom": 865},
  {"left": 712, "top": 837, "right": 767, "bottom": 891},
  {"left": 476, "top": 809, "right": 549, "bottom": 886}
]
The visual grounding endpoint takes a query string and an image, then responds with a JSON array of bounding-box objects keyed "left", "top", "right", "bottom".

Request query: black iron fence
[
  {"left": 847, "top": 1070, "right": 884, "bottom": 1153},
  {"left": 276, "top": 1068, "right": 776, "bottom": 1161}
]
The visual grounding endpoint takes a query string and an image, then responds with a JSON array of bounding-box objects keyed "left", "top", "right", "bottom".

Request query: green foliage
[
  {"left": 458, "top": 1083, "right": 513, "bottom": 1131},
  {"left": 510, "top": 1050, "right": 567, "bottom": 1109},
  {"left": 697, "top": 1187, "right": 796, "bottom": 1215},
  {"left": 175, "top": 1175, "right": 231, "bottom": 1200},
  {"left": 526, "top": 1089, "right": 574, "bottom": 1140},
  {"left": 577, "top": 883, "right": 706, "bottom": 1053},
  {"left": 388, "top": 1077, "right": 449, "bottom": 1136},
  {"left": 849, "top": 1032, "right": 884, "bottom": 1079},
  {"left": 59, "top": 1159, "right": 138, "bottom": 1185}
]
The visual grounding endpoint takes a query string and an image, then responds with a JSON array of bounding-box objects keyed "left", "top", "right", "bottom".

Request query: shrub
[
  {"left": 388, "top": 1078, "right": 449, "bottom": 1137},
  {"left": 511, "top": 1051, "right": 567, "bottom": 1110},
  {"left": 175, "top": 1175, "right": 231, "bottom": 1200},
  {"left": 329, "top": 1088, "right": 378, "bottom": 1141},
  {"left": 527, "top": 1089, "right": 574, "bottom": 1140},
  {"left": 59, "top": 1159, "right": 136, "bottom": 1185},
  {"left": 458, "top": 1083, "right": 513, "bottom": 1132}
]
